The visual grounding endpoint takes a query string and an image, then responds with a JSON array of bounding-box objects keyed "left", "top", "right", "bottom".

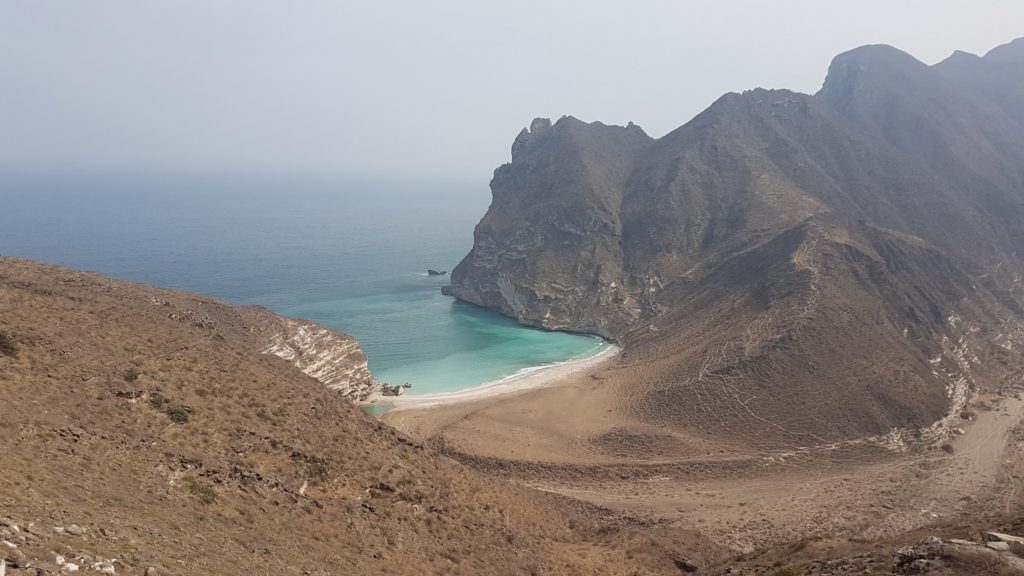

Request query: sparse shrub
[
  {"left": 123, "top": 367, "right": 140, "bottom": 382},
  {"left": 305, "top": 463, "right": 329, "bottom": 482},
  {"left": 773, "top": 565, "right": 801, "bottom": 576},
  {"left": 180, "top": 475, "right": 217, "bottom": 504},
  {"left": 166, "top": 405, "right": 190, "bottom": 423},
  {"left": 0, "top": 331, "right": 17, "bottom": 357},
  {"left": 941, "top": 442, "right": 955, "bottom": 454},
  {"left": 149, "top": 392, "right": 168, "bottom": 408},
  {"left": 959, "top": 409, "right": 976, "bottom": 420}
]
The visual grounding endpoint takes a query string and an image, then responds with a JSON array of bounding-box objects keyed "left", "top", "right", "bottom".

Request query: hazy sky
[{"left": 2, "top": 1, "right": 1021, "bottom": 183}]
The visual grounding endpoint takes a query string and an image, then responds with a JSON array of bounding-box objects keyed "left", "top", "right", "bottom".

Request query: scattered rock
[
  {"left": 894, "top": 534, "right": 1024, "bottom": 574},
  {"left": 65, "top": 524, "right": 86, "bottom": 536},
  {"left": 91, "top": 560, "right": 116, "bottom": 574},
  {"left": 427, "top": 270, "right": 447, "bottom": 276}
]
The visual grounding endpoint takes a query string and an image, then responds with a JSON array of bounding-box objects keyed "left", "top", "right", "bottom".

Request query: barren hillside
[{"left": 0, "top": 258, "right": 720, "bottom": 575}]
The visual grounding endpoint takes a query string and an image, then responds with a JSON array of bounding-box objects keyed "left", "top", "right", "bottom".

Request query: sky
[{"left": 1, "top": 1, "right": 1022, "bottom": 184}]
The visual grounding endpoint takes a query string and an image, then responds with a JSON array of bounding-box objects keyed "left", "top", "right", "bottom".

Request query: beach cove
[{"left": 373, "top": 342, "right": 619, "bottom": 409}]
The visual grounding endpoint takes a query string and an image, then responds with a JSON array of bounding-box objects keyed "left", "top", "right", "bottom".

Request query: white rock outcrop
[{"left": 262, "top": 318, "right": 379, "bottom": 400}]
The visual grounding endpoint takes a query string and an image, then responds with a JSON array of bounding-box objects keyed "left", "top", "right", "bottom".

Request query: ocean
[{"left": 0, "top": 171, "right": 605, "bottom": 395}]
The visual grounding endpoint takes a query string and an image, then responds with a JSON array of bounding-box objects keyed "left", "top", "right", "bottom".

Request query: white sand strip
[{"left": 371, "top": 344, "right": 620, "bottom": 411}]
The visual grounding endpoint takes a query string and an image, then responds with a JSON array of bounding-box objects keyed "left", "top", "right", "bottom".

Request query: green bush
[
  {"left": 180, "top": 475, "right": 217, "bottom": 504},
  {"left": 166, "top": 405, "right": 190, "bottom": 423},
  {"left": 0, "top": 331, "right": 17, "bottom": 357},
  {"left": 149, "top": 392, "right": 168, "bottom": 408}
]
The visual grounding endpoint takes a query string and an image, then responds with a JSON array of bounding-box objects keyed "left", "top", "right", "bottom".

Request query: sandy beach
[{"left": 371, "top": 343, "right": 620, "bottom": 411}]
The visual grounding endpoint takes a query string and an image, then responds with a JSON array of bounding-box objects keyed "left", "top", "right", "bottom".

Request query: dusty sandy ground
[{"left": 385, "top": 358, "right": 1024, "bottom": 554}]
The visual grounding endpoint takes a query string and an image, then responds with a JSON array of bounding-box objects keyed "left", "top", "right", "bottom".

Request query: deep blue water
[{"left": 0, "top": 171, "right": 604, "bottom": 394}]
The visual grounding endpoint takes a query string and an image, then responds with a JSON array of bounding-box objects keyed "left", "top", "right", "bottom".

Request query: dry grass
[{"left": 0, "top": 257, "right": 714, "bottom": 575}]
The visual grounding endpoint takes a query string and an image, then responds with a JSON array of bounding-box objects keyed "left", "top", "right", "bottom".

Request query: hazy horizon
[{"left": 2, "top": 1, "right": 1022, "bottom": 184}]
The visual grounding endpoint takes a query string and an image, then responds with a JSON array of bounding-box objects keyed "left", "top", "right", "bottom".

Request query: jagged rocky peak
[
  {"left": 530, "top": 117, "right": 552, "bottom": 132},
  {"left": 511, "top": 115, "right": 648, "bottom": 160},
  {"left": 511, "top": 117, "right": 550, "bottom": 157}
]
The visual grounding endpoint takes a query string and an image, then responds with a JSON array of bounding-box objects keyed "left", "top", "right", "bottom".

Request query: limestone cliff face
[
  {"left": 444, "top": 116, "right": 653, "bottom": 340},
  {"left": 257, "top": 315, "right": 378, "bottom": 401}
]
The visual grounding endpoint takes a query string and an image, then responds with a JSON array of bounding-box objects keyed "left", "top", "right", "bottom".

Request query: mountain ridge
[{"left": 444, "top": 36, "right": 1024, "bottom": 447}]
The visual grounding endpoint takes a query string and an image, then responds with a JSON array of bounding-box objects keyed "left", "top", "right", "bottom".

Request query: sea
[{"left": 0, "top": 171, "right": 604, "bottom": 395}]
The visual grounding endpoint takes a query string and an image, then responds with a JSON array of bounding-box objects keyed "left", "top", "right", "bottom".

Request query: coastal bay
[{"left": 0, "top": 172, "right": 604, "bottom": 396}]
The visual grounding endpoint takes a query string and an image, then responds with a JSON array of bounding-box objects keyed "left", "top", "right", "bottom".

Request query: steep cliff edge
[
  {"left": 444, "top": 117, "right": 653, "bottom": 340},
  {"left": 444, "top": 38, "right": 1024, "bottom": 444}
]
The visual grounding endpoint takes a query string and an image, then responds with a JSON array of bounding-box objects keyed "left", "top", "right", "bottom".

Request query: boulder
[{"left": 985, "top": 531, "right": 1024, "bottom": 545}]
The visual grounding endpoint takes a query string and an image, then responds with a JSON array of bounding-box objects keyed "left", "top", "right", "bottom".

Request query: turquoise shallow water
[
  {"left": 286, "top": 289, "right": 604, "bottom": 394},
  {"left": 0, "top": 171, "right": 603, "bottom": 395}
]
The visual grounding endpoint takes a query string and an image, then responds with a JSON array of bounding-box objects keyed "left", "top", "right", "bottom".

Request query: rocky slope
[
  {"left": 0, "top": 257, "right": 721, "bottom": 575},
  {"left": 445, "top": 38, "right": 1024, "bottom": 446},
  {"left": 144, "top": 288, "right": 379, "bottom": 400}
]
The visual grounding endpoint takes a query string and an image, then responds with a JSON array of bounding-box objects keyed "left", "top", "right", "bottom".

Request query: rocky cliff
[
  {"left": 252, "top": 313, "right": 377, "bottom": 400},
  {"left": 445, "top": 38, "right": 1024, "bottom": 445},
  {"left": 444, "top": 117, "right": 654, "bottom": 340}
]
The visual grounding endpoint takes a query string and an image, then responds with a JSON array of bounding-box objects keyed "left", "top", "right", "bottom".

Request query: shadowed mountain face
[{"left": 446, "top": 38, "right": 1024, "bottom": 445}]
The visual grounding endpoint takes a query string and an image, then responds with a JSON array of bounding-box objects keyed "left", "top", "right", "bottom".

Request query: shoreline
[{"left": 368, "top": 343, "right": 620, "bottom": 411}]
